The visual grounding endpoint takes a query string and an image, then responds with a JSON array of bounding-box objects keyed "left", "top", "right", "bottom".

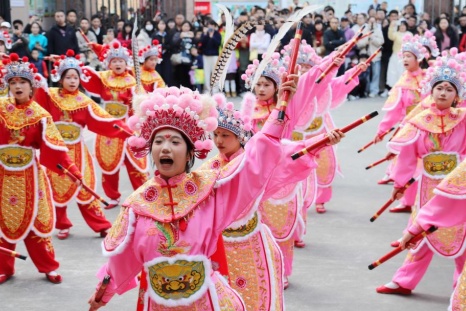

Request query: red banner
[{"left": 195, "top": 1, "right": 211, "bottom": 15}]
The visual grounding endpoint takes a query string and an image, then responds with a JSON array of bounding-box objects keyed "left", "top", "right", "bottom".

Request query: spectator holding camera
[{"left": 10, "top": 20, "right": 30, "bottom": 58}]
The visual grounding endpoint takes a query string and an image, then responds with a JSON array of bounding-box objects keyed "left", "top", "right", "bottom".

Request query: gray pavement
[{"left": 1, "top": 96, "right": 454, "bottom": 310}]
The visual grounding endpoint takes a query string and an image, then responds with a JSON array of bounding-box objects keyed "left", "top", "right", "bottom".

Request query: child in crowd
[
  {"left": 30, "top": 48, "right": 48, "bottom": 79},
  {"left": 190, "top": 46, "right": 204, "bottom": 92},
  {"left": 347, "top": 54, "right": 368, "bottom": 100}
]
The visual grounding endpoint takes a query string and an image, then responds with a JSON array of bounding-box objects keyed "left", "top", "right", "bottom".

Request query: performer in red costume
[
  {"left": 35, "top": 49, "right": 133, "bottom": 239},
  {"left": 0, "top": 54, "right": 82, "bottom": 284},
  {"left": 84, "top": 41, "right": 149, "bottom": 209}
]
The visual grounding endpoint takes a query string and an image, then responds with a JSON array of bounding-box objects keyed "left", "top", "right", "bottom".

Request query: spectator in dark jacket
[
  {"left": 324, "top": 17, "right": 346, "bottom": 75},
  {"left": 153, "top": 19, "right": 175, "bottom": 86},
  {"left": 10, "top": 19, "right": 30, "bottom": 58},
  {"left": 90, "top": 15, "right": 104, "bottom": 45},
  {"left": 47, "top": 10, "right": 79, "bottom": 56},
  {"left": 200, "top": 19, "right": 221, "bottom": 94}
]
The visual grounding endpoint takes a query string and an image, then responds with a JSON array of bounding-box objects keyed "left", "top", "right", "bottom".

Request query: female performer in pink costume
[
  {"left": 201, "top": 92, "right": 344, "bottom": 309},
  {"left": 372, "top": 34, "right": 429, "bottom": 215},
  {"left": 87, "top": 77, "right": 326, "bottom": 309},
  {"left": 283, "top": 40, "right": 367, "bottom": 216},
  {"left": 398, "top": 159, "right": 466, "bottom": 309},
  {"left": 242, "top": 49, "right": 346, "bottom": 285},
  {"left": 376, "top": 51, "right": 466, "bottom": 295}
]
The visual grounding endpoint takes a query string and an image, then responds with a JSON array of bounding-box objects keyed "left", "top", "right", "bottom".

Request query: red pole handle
[
  {"left": 345, "top": 47, "right": 382, "bottom": 85},
  {"left": 0, "top": 246, "right": 27, "bottom": 260},
  {"left": 57, "top": 164, "right": 109, "bottom": 206},
  {"left": 277, "top": 22, "right": 303, "bottom": 121},
  {"left": 358, "top": 126, "right": 395, "bottom": 153},
  {"left": 368, "top": 226, "right": 438, "bottom": 270},
  {"left": 369, "top": 178, "right": 416, "bottom": 222},
  {"left": 291, "top": 111, "right": 378, "bottom": 160}
]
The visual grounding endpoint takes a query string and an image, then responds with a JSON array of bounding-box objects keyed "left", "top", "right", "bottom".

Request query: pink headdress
[
  {"left": 213, "top": 92, "right": 255, "bottom": 145},
  {"left": 127, "top": 87, "right": 218, "bottom": 159},
  {"left": 241, "top": 52, "right": 286, "bottom": 90},
  {"left": 419, "top": 30, "right": 439, "bottom": 58},
  {"left": 399, "top": 34, "right": 429, "bottom": 61},
  {"left": 422, "top": 48, "right": 466, "bottom": 100},
  {"left": 281, "top": 39, "right": 321, "bottom": 68}
]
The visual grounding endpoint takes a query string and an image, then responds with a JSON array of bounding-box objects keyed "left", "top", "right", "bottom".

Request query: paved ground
[{"left": 1, "top": 96, "right": 455, "bottom": 310}]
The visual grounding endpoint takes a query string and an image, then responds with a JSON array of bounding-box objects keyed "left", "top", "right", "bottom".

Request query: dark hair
[
  {"left": 398, "top": 20, "right": 408, "bottom": 31},
  {"left": 81, "top": 17, "right": 89, "bottom": 22},
  {"left": 432, "top": 80, "right": 458, "bottom": 107},
  {"left": 13, "top": 19, "right": 23, "bottom": 26},
  {"left": 207, "top": 19, "right": 217, "bottom": 27},
  {"left": 324, "top": 6, "right": 335, "bottom": 13},
  {"left": 91, "top": 15, "right": 100, "bottom": 21},
  {"left": 66, "top": 9, "right": 77, "bottom": 16},
  {"left": 314, "top": 14, "right": 323, "bottom": 21},
  {"left": 30, "top": 21, "right": 42, "bottom": 32},
  {"left": 435, "top": 18, "right": 458, "bottom": 51},
  {"left": 123, "top": 22, "right": 133, "bottom": 36},
  {"left": 181, "top": 21, "right": 193, "bottom": 31},
  {"left": 359, "top": 53, "right": 369, "bottom": 59},
  {"left": 255, "top": 7, "right": 266, "bottom": 14},
  {"left": 344, "top": 10, "right": 352, "bottom": 15},
  {"left": 388, "top": 10, "right": 399, "bottom": 16}
]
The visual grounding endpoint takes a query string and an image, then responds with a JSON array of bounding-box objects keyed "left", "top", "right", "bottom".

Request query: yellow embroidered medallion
[
  {"left": 55, "top": 122, "right": 82, "bottom": 143},
  {"left": 0, "top": 146, "right": 33, "bottom": 168},
  {"left": 423, "top": 153, "right": 458, "bottom": 177},
  {"left": 437, "top": 160, "right": 466, "bottom": 197},
  {"left": 148, "top": 260, "right": 206, "bottom": 300},
  {"left": 103, "top": 102, "right": 129, "bottom": 119}
]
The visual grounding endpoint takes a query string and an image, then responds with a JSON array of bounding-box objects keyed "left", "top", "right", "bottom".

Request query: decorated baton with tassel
[
  {"left": 79, "top": 28, "right": 91, "bottom": 44},
  {"left": 368, "top": 226, "right": 438, "bottom": 270},
  {"left": 277, "top": 21, "right": 303, "bottom": 121},
  {"left": 370, "top": 178, "right": 416, "bottom": 222},
  {"left": 291, "top": 111, "right": 378, "bottom": 160},
  {"left": 0, "top": 246, "right": 27, "bottom": 260},
  {"left": 358, "top": 126, "right": 395, "bottom": 153},
  {"left": 57, "top": 164, "right": 109, "bottom": 207},
  {"left": 345, "top": 47, "right": 382, "bottom": 85},
  {"left": 316, "top": 25, "right": 366, "bottom": 84}
]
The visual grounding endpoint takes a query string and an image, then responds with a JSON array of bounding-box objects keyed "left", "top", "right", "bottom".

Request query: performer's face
[
  {"left": 213, "top": 128, "right": 241, "bottom": 158},
  {"left": 254, "top": 76, "right": 276, "bottom": 101},
  {"left": 109, "top": 58, "right": 126, "bottom": 75},
  {"left": 432, "top": 81, "right": 458, "bottom": 110},
  {"left": 144, "top": 56, "right": 158, "bottom": 71},
  {"left": 61, "top": 69, "right": 80, "bottom": 92},
  {"left": 151, "top": 129, "right": 192, "bottom": 180},
  {"left": 402, "top": 52, "right": 419, "bottom": 72},
  {"left": 9, "top": 77, "right": 32, "bottom": 103}
]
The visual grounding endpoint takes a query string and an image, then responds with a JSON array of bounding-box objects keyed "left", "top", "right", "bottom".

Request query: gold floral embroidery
[
  {"left": 48, "top": 88, "right": 92, "bottom": 111},
  {"left": 141, "top": 69, "right": 166, "bottom": 87},
  {"left": 223, "top": 212, "right": 259, "bottom": 238},
  {"left": 44, "top": 117, "right": 67, "bottom": 149},
  {"left": 99, "top": 71, "right": 136, "bottom": 91},
  {"left": 409, "top": 107, "right": 466, "bottom": 134},
  {"left": 128, "top": 170, "right": 218, "bottom": 223},
  {"left": 437, "top": 160, "right": 466, "bottom": 196},
  {"left": 0, "top": 98, "right": 49, "bottom": 130}
]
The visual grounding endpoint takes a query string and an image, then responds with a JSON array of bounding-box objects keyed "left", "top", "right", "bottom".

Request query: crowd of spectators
[{"left": 2, "top": 1, "right": 466, "bottom": 99}]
